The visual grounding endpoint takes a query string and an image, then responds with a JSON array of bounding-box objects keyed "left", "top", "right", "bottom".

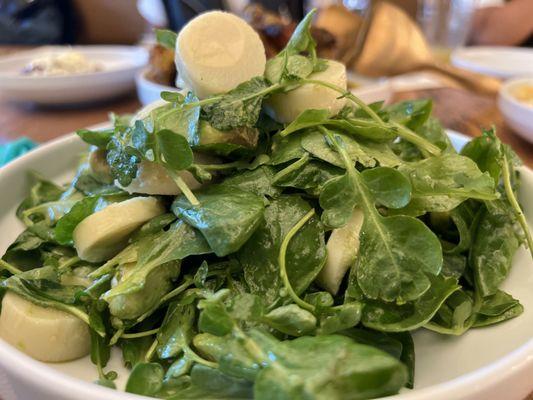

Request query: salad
[{"left": 1, "top": 9, "right": 532, "bottom": 400}]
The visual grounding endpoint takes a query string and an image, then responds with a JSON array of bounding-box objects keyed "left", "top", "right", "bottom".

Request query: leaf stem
[
  {"left": 391, "top": 122, "right": 441, "bottom": 156},
  {"left": 0, "top": 259, "right": 22, "bottom": 275},
  {"left": 58, "top": 256, "right": 81, "bottom": 273},
  {"left": 167, "top": 169, "right": 200, "bottom": 206},
  {"left": 121, "top": 328, "right": 160, "bottom": 339},
  {"left": 272, "top": 153, "right": 310, "bottom": 184},
  {"left": 144, "top": 338, "right": 158, "bottom": 362},
  {"left": 278, "top": 209, "right": 317, "bottom": 313},
  {"left": 502, "top": 154, "right": 533, "bottom": 258}
]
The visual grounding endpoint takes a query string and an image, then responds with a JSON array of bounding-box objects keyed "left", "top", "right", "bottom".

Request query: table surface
[{"left": 0, "top": 47, "right": 532, "bottom": 400}]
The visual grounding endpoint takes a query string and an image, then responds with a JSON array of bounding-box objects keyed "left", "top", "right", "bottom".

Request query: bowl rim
[
  {"left": 0, "top": 131, "right": 532, "bottom": 400},
  {"left": 499, "top": 77, "right": 533, "bottom": 112}
]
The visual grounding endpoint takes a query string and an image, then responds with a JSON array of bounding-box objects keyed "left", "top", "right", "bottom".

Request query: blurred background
[{"left": 0, "top": 0, "right": 532, "bottom": 164}]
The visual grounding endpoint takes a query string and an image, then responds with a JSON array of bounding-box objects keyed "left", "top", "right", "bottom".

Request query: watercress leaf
[
  {"left": 274, "top": 159, "right": 343, "bottom": 197},
  {"left": 473, "top": 301, "right": 524, "bottom": 327},
  {"left": 185, "top": 364, "right": 253, "bottom": 399},
  {"left": 77, "top": 128, "right": 114, "bottom": 148},
  {"left": 280, "top": 109, "right": 330, "bottom": 136},
  {"left": 460, "top": 128, "right": 503, "bottom": 183},
  {"left": 470, "top": 202, "right": 521, "bottom": 297},
  {"left": 198, "top": 302, "right": 234, "bottom": 336},
  {"left": 16, "top": 172, "right": 64, "bottom": 221},
  {"left": 425, "top": 289, "right": 475, "bottom": 335},
  {"left": 125, "top": 362, "right": 164, "bottom": 396},
  {"left": 385, "top": 99, "right": 432, "bottom": 130},
  {"left": 253, "top": 333, "right": 407, "bottom": 400},
  {"left": 397, "top": 153, "right": 498, "bottom": 216},
  {"left": 319, "top": 173, "right": 358, "bottom": 228},
  {"left": 361, "top": 167, "right": 412, "bottom": 209},
  {"left": 202, "top": 77, "right": 270, "bottom": 130},
  {"left": 361, "top": 275, "right": 460, "bottom": 332},
  {"left": 317, "top": 302, "right": 362, "bottom": 335},
  {"left": 106, "top": 127, "right": 141, "bottom": 187},
  {"left": 263, "top": 304, "right": 317, "bottom": 336},
  {"left": 269, "top": 132, "right": 307, "bottom": 165},
  {"left": 155, "top": 129, "right": 194, "bottom": 170},
  {"left": 304, "top": 291, "right": 334, "bottom": 308},
  {"left": 473, "top": 290, "right": 523, "bottom": 327},
  {"left": 54, "top": 194, "right": 128, "bottom": 245},
  {"left": 172, "top": 185, "right": 265, "bottom": 257},
  {"left": 191, "top": 121, "right": 259, "bottom": 156},
  {"left": 120, "top": 336, "right": 153, "bottom": 369},
  {"left": 227, "top": 293, "right": 265, "bottom": 322},
  {"left": 340, "top": 328, "right": 403, "bottom": 359},
  {"left": 157, "top": 302, "right": 196, "bottom": 359},
  {"left": 156, "top": 28, "right": 177, "bottom": 49},
  {"left": 220, "top": 166, "right": 281, "bottom": 198},
  {"left": 239, "top": 196, "right": 326, "bottom": 307},
  {"left": 356, "top": 214, "right": 444, "bottom": 302},
  {"left": 302, "top": 130, "right": 401, "bottom": 169}
]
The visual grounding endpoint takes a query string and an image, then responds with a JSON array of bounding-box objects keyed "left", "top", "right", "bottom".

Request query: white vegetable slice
[
  {"left": 317, "top": 208, "right": 364, "bottom": 295},
  {"left": 265, "top": 60, "right": 347, "bottom": 123},
  {"left": 0, "top": 292, "right": 90, "bottom": 362},
  {"left": 175, "top": 11, "right": 266, "bottom": 99},
  {"left": 73, "top": 196, "right": 165, "bottom": 262},
  {"left": 118, "top": 160, "right": 201, "bottom": 196}
]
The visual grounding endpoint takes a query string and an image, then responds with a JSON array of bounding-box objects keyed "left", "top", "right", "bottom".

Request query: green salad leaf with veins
[{"left": 1, "top": 10, "right": 532, "bottom": 400}]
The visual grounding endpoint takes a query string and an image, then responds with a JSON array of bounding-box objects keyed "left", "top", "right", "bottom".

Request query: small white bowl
[
  {"left": 499, "top": 77, "right": 533, "bottom": 143},
  {"left": 135, "top": 68, "right": 180, "bottom": 105}
]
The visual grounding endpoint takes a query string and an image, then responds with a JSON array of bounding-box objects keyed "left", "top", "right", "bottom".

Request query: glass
[{"left": 417, "top": 0, "right": 477, "bottom": 60}]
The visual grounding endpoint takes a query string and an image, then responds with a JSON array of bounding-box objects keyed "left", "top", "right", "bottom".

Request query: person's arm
[{"left": 470, "top": 0, "right": 533, "bottom": 46}]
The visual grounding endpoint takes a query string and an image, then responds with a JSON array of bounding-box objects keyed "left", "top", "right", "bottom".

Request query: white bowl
[
  {"left": 135, "top": 68, "right": 180, "bottom": 106},
  {"left": 0, "top": 46, "right": 148, "bottom": 105},
  {"left": 499, "top": 77, "right": 533, "bottom": 143},
  {"left": 0, "top": 131, "right": 532, "bottom": 400}
]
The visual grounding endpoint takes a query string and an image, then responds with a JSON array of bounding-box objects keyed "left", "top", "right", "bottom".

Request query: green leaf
[
  {"left": 253, "top": 332, "right": 407, "bottom": 400},
  {"left": 473, "top": 290, "right": 523, "bottom": 327},
  {"left": 106, "top": 126, "right": 141, "bottom": 187},
  {"left": 317, "top": 302, "right": 363, "bottom": 335},
  {"left": 198, "top": 302, "right": 234, "bottom": 337},
  {"left": 281, "top": 109, "right": 330, "bottom": 136},
  {"left": 16, "top": 172, "right": 65, "bottom": 222},
  {"left": 155, "top": 129, "right": 194, "bottom": 170},
  {"left": 461, "top": 128, "right": 503, "bottom": 183},
  {"left": 397, "top": 153, "right": 498, "bottom": 216},
  {"left": 125, "top": 362, "right": 164, "bottom": 396},
  {"left": 274, "top": 159, "right": 343, "bottom": 197},
  {"left": 263, "top": 304, "right": 317, "bottom": 336},
  {"left": 77, "top": 128, "right": 114, "bottom": 148},
  {"left": 157, "top": 303, "right": 196, "bottom": 359},
  {"left": 120, "top": 336, "right": 153, "bottom": 368},
  {"left": 172, "top": 185, "right": 265, "bottom": 257},
  {"left": 361, "top": 275, "right": 460, "bottom": 332},
  {"left": 54, "top": 194, "right": 127, "bottom": 245},
  {"left": 425, "top": 289, "right": 475, "bottom": 335},
  {"left": 156, "top": 29, "right": 177, "bottom": 49},
  {"left": 385, "top": 99, "right": 432, "bottom": 130},
  {"left": 190, "top": 120, "right": 259, "bottom": 156},
  {"left": 470, "top": 202, "right": 521, "bottom": 297},
  {"left": 220, "top": 166, "right": 281, "bottom": 198},
  {"left": 319, "top": 172, "right": 358, "bottom": 228},
  {"left": 269, "top": 132, "right": 307, "bottom": 165},
  {"left": 202, "top": 77, "right": 271, "bottom": 130},
  {"left": 239, "top": 196, "right": 326, "bottom": 306},
  {"left": 322, "top": 132, "right": 442, "bottom": 302},
  {"left": 360, "top": 167, "right": 412, "bottom": 209}
]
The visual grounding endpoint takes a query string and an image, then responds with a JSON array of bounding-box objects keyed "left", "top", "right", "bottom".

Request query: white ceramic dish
[
  {"left": 135, "top": 68, "right": 180, "bottom": 106},
  {"left": 0, "top": 130, "right": 532, "bottom": 400},
  {"left": 499, "top": 77, "right": 533, "bottom": 143},
  {"left": 0, "top": 46, "right": 148, "bottom": 105},
  {"left": 451, "top": 47, "right": 533, "bottom": 79}
]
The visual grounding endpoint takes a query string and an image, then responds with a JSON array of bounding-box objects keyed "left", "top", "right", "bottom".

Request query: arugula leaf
[
  {"left": 16, "top": 172, "right": 65, "bottom": 223},
  {"left": 239, "top": 196, "right": 326, "bottom": 307},
  {"left": 396, "top": 153, "right": 498, "bottom": 216},
  {"left": 470, "top": 202, "right": 521, "bottom": 297},
  {"left": 220, "top": 166, "right": 281, "bottom": 198},
  {"left": 202, "top": 77, "right": 271, "bottom": 130},
  {"left": 77, "top": 128, "right": 114, "bottom": 148},
  {"left": 156, "top": 129, "right": 194, "bottom": 170},
  {"left": 322, "top": 130, "right": 442, "bottom": 302},
  {"left": 384, "top": 99, "right": 432, "bottom": 130},
  {"left": 361, "top": 275, "right": 460, "bottom": 331},
  {"left": 106, "top": 126, "right": 141, "bottom": 187},
  {"left": 172, "top": 185, "right": 265, "bottom": 257}
]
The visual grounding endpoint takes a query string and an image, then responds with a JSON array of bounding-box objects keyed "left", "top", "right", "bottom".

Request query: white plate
[
  {"left": 0, "top": 130, "right": 532, "bottom": 400},
  {"left": 451, "top": 47, "right": 533, "bottom": 79},
  {"left": 0, "top": 46, "right": 148, "bottom": 104}
]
